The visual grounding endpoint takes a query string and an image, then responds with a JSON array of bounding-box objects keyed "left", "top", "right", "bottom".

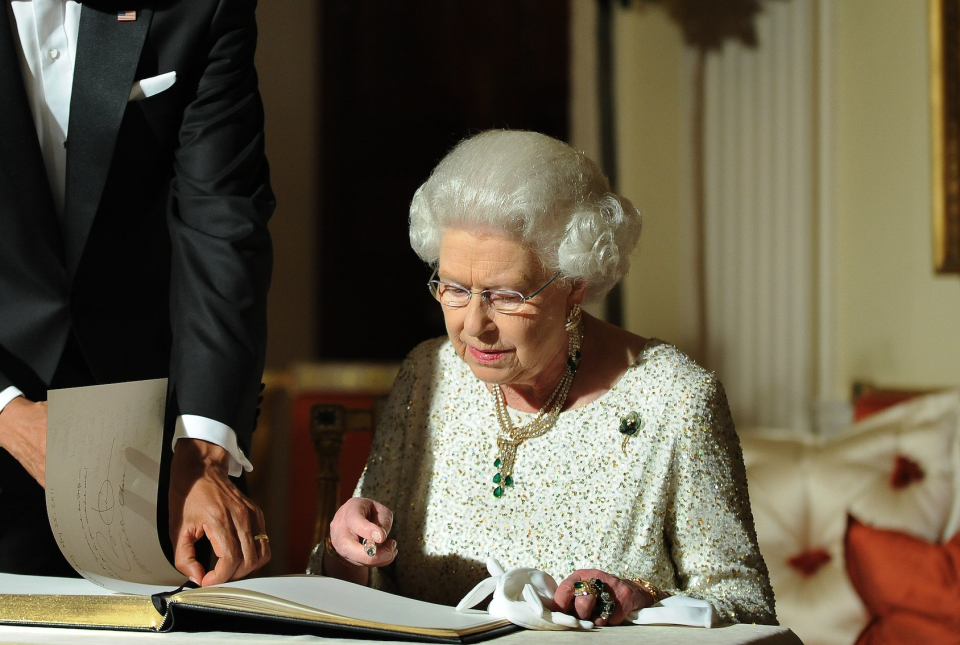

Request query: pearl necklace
[{"left": 490, "top": 305, "right": 583, "bottom": 498}]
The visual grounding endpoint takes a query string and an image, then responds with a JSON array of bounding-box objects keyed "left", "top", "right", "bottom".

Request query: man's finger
[
  {"left": 202, "top": 523, "right": 242, "bottom": 586},
  {"left": 252, "top": 506, "right": 271, "bottom": 566},
  {"left": 232, "top": 511, "right": 261, "bottom": 580},
  {"left": 257, "top": 534, "right": 272, "bottom": 563},
  {"left": 169, "top": 439, "right": 273, "bottom": 585},
  {"left": 173, "top": 531, "right": 207, "bottom": 585}
]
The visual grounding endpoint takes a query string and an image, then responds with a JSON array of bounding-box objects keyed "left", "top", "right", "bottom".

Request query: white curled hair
[{"left": 409, "top": 130, "right": 642, "bottom": 300}]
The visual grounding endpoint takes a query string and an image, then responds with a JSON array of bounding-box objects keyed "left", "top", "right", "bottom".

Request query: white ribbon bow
[
  {"left": 456, "top": 558, "right": 593, "bottom": 630},
  {"left": 456, "top": 558, "right": 718, "bottom": 630}
]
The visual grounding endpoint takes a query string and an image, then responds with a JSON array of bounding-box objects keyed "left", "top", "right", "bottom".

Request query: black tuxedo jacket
[{"left": 0, "top": 0, "right": 274, "bottom": 451}]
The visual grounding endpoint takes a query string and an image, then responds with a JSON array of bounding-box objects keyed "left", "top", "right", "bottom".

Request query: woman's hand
[
  {"left": 325, "top": 497, "right": 398, "bottom": 585},
  {"left": 554, "top": 569, "right": 655, "bottom": 626}
]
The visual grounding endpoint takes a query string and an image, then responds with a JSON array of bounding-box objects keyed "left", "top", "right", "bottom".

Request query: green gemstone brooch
[{"left": 619, "top": 410, "right": 643, "bottom": 453}]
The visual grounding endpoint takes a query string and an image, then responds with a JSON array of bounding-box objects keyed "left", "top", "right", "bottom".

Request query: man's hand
[
  {"left": 168, "top": 438, "right": 269, "bottom": 586},
  {"left": 0, "top": 397, "right": 48, "bottom": 487}
]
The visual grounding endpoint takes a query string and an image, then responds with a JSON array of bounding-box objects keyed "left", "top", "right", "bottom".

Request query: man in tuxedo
[{"left": 0, "top": 0, "right": 274, "bottom": 584}]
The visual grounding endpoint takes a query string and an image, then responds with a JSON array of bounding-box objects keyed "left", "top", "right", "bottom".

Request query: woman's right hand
[{"left": 325, "top": 497, "right": 398, "bottom": 584}]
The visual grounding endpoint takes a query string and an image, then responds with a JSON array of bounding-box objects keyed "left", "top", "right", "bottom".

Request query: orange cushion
[{"left": 845, "top": 516, "right": 960, "bottom": 644}]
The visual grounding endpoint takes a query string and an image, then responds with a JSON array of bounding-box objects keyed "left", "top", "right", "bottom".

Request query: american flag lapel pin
[{"left": 117, "top": 10, "right": 137, "bottom": 21}]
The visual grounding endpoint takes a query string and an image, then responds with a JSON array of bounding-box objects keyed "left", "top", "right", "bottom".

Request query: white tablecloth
[{"left": 0, "top": 624, "right": 802, "bottom": 645}]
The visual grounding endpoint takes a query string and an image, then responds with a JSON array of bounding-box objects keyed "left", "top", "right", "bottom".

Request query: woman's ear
[{"left": 567, "top": 279, "right": 588, "bottom": 306}]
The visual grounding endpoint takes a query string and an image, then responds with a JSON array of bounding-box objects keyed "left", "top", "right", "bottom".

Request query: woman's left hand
[{"left": 554, "top": 569, "right": 654, "bottom": 626}]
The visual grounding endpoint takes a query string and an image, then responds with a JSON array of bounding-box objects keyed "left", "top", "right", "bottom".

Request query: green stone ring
[{"left": 572, "top": 578, "right": 602, "bottom": 598}]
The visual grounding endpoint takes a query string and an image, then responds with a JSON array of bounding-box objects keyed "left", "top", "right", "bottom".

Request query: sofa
[{"left": 740, "top": 390, "right": 960, "bottom": 644}]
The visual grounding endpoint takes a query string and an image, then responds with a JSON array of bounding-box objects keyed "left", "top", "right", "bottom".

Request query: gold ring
[
  {"left": 254, "top": 534, "right": 269, "bottom": 542},
  {"left": 572, "top": 578, "right": 601, "bottom": 598}
]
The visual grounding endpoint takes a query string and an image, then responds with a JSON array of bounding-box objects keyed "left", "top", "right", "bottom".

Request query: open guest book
[
  {"left": 0, "top": 379, "right": 512, "bottom": 643},
  {"left": 0, "top": 572, "right": 513, "bottom": 642}
]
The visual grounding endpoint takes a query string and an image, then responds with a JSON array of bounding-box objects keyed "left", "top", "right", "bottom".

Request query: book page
[
  {"left": 181, "top": 576, "right": 504, "bottom": 631},
  {"left": 46, "top": 379, "right": 187, "bottom": 594}
]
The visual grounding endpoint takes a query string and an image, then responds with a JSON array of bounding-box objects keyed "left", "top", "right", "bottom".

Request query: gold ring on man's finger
[{"left": 254, "top": 534, "right": 269, "bottom": 542}]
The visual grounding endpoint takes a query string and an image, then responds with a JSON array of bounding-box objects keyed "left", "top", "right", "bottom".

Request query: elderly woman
[{"left": 320, "top": 130, "right": 776, "bottom": 626}]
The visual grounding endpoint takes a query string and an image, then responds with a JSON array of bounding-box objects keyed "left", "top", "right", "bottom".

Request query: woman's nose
[{"left": 463, "top": 294, "right": 495, "bottom": 337}]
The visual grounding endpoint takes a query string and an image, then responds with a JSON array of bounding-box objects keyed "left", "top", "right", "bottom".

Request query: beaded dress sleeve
[
  {"left": 661, "top": 373, "right": 777, "bottom": 624},
  {"left": 354, "top": 339, "right": 443, "bottom": 513},
  {"left": 354, "top": 338, "right": 443, "bottom": 590}
]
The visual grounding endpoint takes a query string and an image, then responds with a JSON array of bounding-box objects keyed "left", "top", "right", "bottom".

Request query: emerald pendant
[
  {"left": 493, "top": 486, "right": 503, "bottom": 498},
  {"left": 493, "top": 473, "right": 502, "bottom": 484},
  {"left": 504, "top": 475, "right": 513, "bottom": 487},
  {"left": 494, "top": 457, "right": 502, "bottom": 468}
]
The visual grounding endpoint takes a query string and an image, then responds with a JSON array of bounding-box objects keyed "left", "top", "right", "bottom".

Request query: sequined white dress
[{"left": 357, "top": 337, "right": 777, "bottom": 625}]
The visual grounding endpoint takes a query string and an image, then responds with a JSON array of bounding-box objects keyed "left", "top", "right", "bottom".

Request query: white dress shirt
[{"left": 1, "top": 0, "right": 251, "bottom": 476}]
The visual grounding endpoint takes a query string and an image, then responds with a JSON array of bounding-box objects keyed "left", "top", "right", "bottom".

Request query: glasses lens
[
  {"left": 488, "top": 291, "right": 524, "bottom": 313},
  {"left": 437, "top": 283, "right": 470, "bottom": 308}
]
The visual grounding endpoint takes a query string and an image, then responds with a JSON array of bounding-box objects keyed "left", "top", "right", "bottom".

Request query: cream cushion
[{"left": 739, "top": 391, "right": 960, "bottom": 645}]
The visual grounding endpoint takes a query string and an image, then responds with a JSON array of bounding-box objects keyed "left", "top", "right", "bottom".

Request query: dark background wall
[{"left": 316, "top": 1, "right": 571, "bottom": 360}]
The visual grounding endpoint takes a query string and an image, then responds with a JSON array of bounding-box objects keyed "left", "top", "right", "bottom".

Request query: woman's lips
[{"left": 468, "top": 346, "right": 509, "bottom": 364}]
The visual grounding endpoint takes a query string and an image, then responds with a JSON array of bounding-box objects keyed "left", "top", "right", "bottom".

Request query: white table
[{"left": 0, "top": 624, "right": 802, "bottom": 645}]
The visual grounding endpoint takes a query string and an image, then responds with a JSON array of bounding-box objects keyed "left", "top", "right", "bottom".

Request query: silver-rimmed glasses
[{"left": 427, "top": 267, "right": 561, "bottom": 314}]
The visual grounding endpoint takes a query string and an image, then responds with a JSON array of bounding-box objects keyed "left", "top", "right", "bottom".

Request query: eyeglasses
[{"left": 427, "top": 268, "right": 561, "bottom": 314}]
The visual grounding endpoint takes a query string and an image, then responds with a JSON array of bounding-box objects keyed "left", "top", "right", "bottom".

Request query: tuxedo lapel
[
  {"left": 0, "top": 3, "right": 62, "bottom": 259},
  {"left": 63, "top": 4, "right": 152, "bottom": 278}
]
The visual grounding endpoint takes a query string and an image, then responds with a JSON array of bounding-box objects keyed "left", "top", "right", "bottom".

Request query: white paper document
[{"left": 45, "top": 379, "right": 187, "bottom": 594}]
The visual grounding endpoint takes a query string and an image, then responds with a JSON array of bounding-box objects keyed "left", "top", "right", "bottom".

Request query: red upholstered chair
[{"left": 303, "top": 401, "right": 386, "bottom": 573}]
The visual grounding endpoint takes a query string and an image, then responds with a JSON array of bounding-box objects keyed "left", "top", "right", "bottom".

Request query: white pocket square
[{"left": 128, "top": 71, "right": 176, "bottom": 102}]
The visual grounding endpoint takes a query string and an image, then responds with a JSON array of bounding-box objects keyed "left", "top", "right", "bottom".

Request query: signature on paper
[{"left": 85, "top": 437, "right": 132, "bottom": 573}]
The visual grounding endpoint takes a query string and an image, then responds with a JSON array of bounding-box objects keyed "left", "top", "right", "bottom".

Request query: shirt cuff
[
  {"left": 172, "top": 414, "right": 253, "bottom": 477},
  {"left": 0, "top": 386, "right": 24, "bottom": 415}
]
